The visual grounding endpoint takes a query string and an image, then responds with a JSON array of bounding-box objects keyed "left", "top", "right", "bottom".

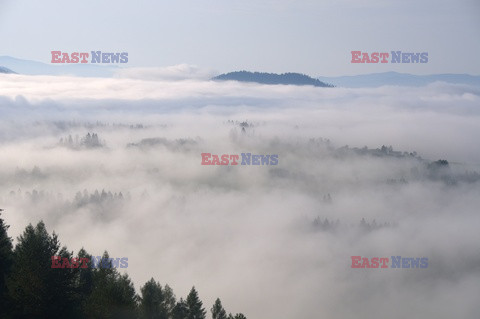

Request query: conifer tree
[
  {"left": 163, "top": 284, "right": 177, "bottom": 318},
  {"left": 84, "top": 251, "right": 138, "bottom": 319},
  {"left": 172, "top": 298, "right": 189, "bottom": 319},
  {"left": 0, "top": 212, "right": 13, "bottom": 317},
  {"left": 140, "top": 278, "right": 168, "bottom": 319},
  {"left": 186, "top": 286, "right": 206, "bottom": 319},
  {"left": 74, "top": 247, "right": 94, "bottom": 318},
  {"left": 7, "top": 221, "right": 77, "bottom": 317},
  {"left": 211, "top": 298, "right": 227, "bottom": 319}
]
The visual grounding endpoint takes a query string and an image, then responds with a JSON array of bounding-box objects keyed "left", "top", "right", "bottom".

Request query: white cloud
[
  {"left": 114, "top": 64, "right": 217, "bottom": 81},
  {"left": 0, "top": 73, "right": 480, "bottom": 319}
]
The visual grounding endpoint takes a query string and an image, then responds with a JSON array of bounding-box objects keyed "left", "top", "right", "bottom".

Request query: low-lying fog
[{"left": 1, "top": 73, "right": 479, "bottom": 318}]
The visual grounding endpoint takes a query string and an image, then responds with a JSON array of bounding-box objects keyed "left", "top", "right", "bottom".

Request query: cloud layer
[{"left": 0, "top": 74, "right": 479, "bottom": 318}]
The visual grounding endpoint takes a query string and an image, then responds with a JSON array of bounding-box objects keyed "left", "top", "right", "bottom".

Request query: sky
[
  {"left": 1, "top": 2, "right": 480, "bottom": 317},
  {"left": 0, "top": 0, "right": 479, "bottom": 76}
]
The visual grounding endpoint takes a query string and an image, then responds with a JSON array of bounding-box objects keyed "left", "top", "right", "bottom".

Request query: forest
[
  {"left": 213, "top": 71, "right": 334, "bottom": 87},
  {"left": 1, "top": 76, "right": 479, "bottom": 318},
  {"left": 0, "top": 213, "right": 247, "bottom": 319}
]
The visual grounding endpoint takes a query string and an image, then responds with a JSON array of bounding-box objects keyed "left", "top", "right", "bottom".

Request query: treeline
[
  {"left": 51, "top": 121, "right": 147, "bottom": 131},
  {"left": 6, "top": 188, "right": 129, "bottom": 205},
  {"left": 0, "top": 213, "right": 246, "bottom": 319},
  {"left": 313, "top": 217, "right": 398, "bottom": 233},
  {"left": 335, "top": 144, "right": 420, "bottom": 160},
  {"left": 59, "top": 132, "right": 105, "bottom": 149},
  {"left": 334, "top": 145, "right": 480, "bottom": 185},
  {"left": 127, "top": 137, "right": 198, "bottom": 151},
  {"left": 3, "top": 189, "right": 129, "bottom": 220},
  {"left": 213, "top": 71, "right": 334, "bottom": 87}
]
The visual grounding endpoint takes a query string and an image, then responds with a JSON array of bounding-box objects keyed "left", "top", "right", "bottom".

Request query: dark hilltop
[{"left": 213, "top": 71, "right": 333, "bottom": 87}]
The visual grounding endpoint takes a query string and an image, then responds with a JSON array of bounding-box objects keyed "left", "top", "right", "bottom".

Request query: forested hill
[
  {"left": 0, "top": 66, "right": 16, "bottom": 74},
  {"left": 213, "top": 71, "right": 333, "bottom": 87}
]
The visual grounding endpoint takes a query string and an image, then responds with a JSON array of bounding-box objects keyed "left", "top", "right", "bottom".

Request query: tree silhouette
[
  {"left": 0, "top": 211, "right": 13, "bottom": 317},
  {"left": 140, "top": 278, "right": 168, "bottom": 319},
  {"left": 0, "top": 217, "right": 247, "bottom": 318},
  {"left": 163, "top": 284, "right": 177, "bottom": 318},
  {"left": 211, "top": 298, "right": 227, "bottom": 319},
  {"left": 84, "top": 251, "right": 137, "bottom": 319},
  {"left": 186, "top": 286, "right": 206, "bottom": 319},
  {"left": 75, "top": 247, "right": 94, "bottom": 318},
  {"left": 7, "top": 221, "right": 77, "bottom": 318},
  {"left": 172, "top": 298, "right": 189, "bottom": 319}
]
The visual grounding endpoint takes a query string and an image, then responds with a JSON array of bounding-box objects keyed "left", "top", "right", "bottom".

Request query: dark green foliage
[
  {"left": 7, "top": 221, "right": 77, "bottom": 318},
  {"left": 0, "top": 218, "right": 246, "bottom": 319},
  {"left": 213, "top": 71, "right": 333, "bottom": 87},
  {"left": 74, "top": 248, "right": 95, "bottom": 318},
  {"left": 139, "top": 278, "right": 170, "bottom": 319},
  {"left": 163, "top": 284, "right": 177, "bottom": 317},
  {"left": 0, "top": 212, "right": 13, "bottom": 317},
  {"left": 211, "top": 298, "right": 227, "bottom": 319},
  {"left": 84, "top": 252, "right": 138, "bottom": 319},
  {"left": 186, "top": 287, "right": 206, "bottom": 319},
  {"left": 172, "top": 298, "right": 189, "bottom": 319}
]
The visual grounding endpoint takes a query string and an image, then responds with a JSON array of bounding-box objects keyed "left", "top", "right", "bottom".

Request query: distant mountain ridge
[
  {"left": 0, "top": 56, "right": 119, "bottom": 77},
  {"left": 0, "top": 66, "right": 16, "bottom": 74},
  {"left": 2, "top": 55, "right": 479, "bottom": 87},
  {"left": 317, "top": 71, "right": 480, "bottom": 87},
  {"left": 213, "top": 71, "right": 333, "bottom": 87}
]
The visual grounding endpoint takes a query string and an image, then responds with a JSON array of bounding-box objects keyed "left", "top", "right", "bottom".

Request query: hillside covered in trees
[
  {"left": 0, "top": 213, "right": 247, "bottom": 319},
  {"left": 213, "top": 71, "right": 333, "bottom": 87}
]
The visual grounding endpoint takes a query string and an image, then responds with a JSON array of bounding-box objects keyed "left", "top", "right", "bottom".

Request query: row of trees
[
  {"left": 5, "top": 189, "right": 128, "bottom": 205},
  {"left": 313, "top": 217, "right": 397, "bottom": 232},
  {"left": 0, "top": 212, "right": 246, "bottom": 319},
  {"left": 59, "top": 132, "right": 104, "bottom": 149},
  {"left": 52, "top": 121, "right": 146, "bottom": 130},
  {"left": 213, "top": 71, "right": 334, "bottom": 87}
]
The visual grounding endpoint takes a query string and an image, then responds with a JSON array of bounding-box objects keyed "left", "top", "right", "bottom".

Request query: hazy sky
[
  {"left": 0, "top": 0, "right": 479, "bottom": 76},
  {"left": 1, "top": 1, "right": 480, "bottom": 317}
]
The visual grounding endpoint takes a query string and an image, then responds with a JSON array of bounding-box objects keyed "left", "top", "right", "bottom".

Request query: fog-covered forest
[
  {"left": 1, "top": 74, "right": 479, "bottom": 319},
  {"left": 0, "top": 213, "right": 246, "bottom": 319}
]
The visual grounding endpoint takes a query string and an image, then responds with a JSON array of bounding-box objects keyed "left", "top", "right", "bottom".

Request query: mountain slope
[
  {"left": 0, "top": 66, "right": 16, "bottom": 74},
  {"left": 317, "top": 71, "right": 480, "bottom": 88},
  {"left": 0, "top": 56, "right": 119, "bottom": 77}
]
